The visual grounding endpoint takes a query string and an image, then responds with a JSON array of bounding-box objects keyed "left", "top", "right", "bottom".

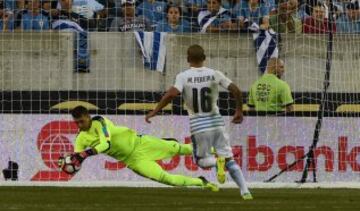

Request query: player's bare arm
[
  {"left": 227, "top": 83, "right": 244, "bottom": 124},
  {"left": 145, "top": 87, "right": 180, "bottom": 123}
]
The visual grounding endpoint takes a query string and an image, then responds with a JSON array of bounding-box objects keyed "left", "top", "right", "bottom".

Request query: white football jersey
[{"left": 173, "top": 67, "right": 232, "bottom": 134}]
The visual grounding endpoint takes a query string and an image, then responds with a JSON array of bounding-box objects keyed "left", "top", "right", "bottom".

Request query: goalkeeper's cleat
[
  {"left": 242, "top": 193, "right": 253, "bottom": 200},
  {"left": 216, "top": 157, "right": 226, "bottom": 184},
  {"left": 199, "top": 176, "right": 219, "bottom": 192}
]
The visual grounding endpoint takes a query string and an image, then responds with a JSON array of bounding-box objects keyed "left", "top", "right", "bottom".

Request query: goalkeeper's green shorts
[
  {"left": 124, "top": 135, "right": 181, "bottom": 166},
  {"left": 123, "top": 135, "right": 196, "bottom": 186}
]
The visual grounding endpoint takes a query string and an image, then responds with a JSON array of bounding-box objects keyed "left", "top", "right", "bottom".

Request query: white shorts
[{"left": 191, "top": 128, "right": 233, "bottom": 160}]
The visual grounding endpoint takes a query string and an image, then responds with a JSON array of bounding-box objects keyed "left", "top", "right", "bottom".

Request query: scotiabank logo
[
  {"left": 32, "top": 121, "right": 360, "bottom": 181},
  {"left": 31, "top": 121, "right": 78, "bottom": 181}
]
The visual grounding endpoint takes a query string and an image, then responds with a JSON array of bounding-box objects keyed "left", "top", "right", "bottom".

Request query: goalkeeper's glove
[{"left": 71, "top": 148, "right": 97, "bottom": 166}]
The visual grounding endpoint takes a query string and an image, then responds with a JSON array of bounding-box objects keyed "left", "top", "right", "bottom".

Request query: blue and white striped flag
[
  {"left": 252, "top": 23, "right": 279, "bottom": 73},
  {"left": 52, "top": 19, "right": 90, "bottom": 72},
  {"left": 134, "top": 31, "right": 167, "bottom": 73}
]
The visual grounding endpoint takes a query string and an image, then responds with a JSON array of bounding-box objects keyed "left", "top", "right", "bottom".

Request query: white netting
[{"left": 1, "top": 0, "right": 360, "bottom": 186}]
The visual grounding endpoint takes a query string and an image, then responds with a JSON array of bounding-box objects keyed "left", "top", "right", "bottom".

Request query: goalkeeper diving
[{"left": 58, "top": 106, "right": 218, "bottom": 191}]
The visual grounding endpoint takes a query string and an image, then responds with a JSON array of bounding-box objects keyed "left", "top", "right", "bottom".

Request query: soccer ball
[{"left": 58, "top": 155, "right": 81, "bottom": 175}]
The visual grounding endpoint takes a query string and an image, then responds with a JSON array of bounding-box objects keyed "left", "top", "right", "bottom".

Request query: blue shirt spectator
[
  {"left": 5, "top": 0, "right": 26, "bottom": 15},
  {"left": 263, "top": 0, "right": 276, "bottom": 13},
  {"left": 336, "top": 2, "right": 360, "bottom": 33},
  {"left": 5, "top": 0, "right": 15, "bottom": 10},
  {"left": 198, "top": 0, "right": 232, "bottom": 32},
  {"left": 136, "top": 0, "right": 167, "bottom": 28},
  {"left": 222, "top": 0, "right": 237, "bottom": 10},
  {"left": 234, "top": 0, "right": 269, "bottom": 25},
  {"left": 21, "top": 11, "right": 50, "bottom": 30},
  {"left": 156, "top": 5, "right": 191, "bottom": 32},
  {"left": 17, "top": 0, "right": 50, "bottom": 31}
]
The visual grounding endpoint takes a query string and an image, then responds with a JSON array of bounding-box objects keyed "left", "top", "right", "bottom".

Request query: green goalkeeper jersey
[{"left": 74, "top": 116, "right": 138, "bottom": 161}]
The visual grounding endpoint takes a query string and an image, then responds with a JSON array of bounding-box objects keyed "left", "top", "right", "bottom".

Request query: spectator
[
  {"left": 111, "top": 0, "right": 125, "bottom": 17},
  {"left": 222, "top": 0, "right": 237, "bottom": 10},
  {"left": 41, "top": 0, "right": 58, "bottom": 18},
  {"left": 95, "top": 0, "right": 115, "bottom": 31},
  {"left": 198, "top": 0, "right": 233, "bottom": 32},
  {"left": 264, "top": 0, "right": 277, "bottom": 15},
  {"left": 303, "top": 3, "right": 336, "bottom": 33},
  {"left": 41, "top": 1, "right": 52, "bottom": 16},
  {"left": 168, "top": 0, "right": 187, "bottom": 15},
  {"left": 299, "top": 0, "right": 347, "bottom": 21},
  {"left": 234, "top": 0, "right": 270, "bottom": 29},
  {"left": 57, "top": 0, "right": 104, "bottom": 19},
  {"left": 0, "top": 1, "right": 14, "bottom": 31},
  {"left": 56, "top": 0, "right": 98, "bottom": 30},
  {"left": 14, "top": 0, "right": 26, "bottom": 12},
  {"left": 269, "top": 0, "right": 302, "bottom": 33},
  {"left": 186, "top": 0, "right": 207, "bottom": 16},
  {"left": 248, "top": 58, "right": 294, "bottom": 112},
  {"left": 299, "top": 0, "right": 321, "bottom": 20},
  {"left": 136, "top": 0, "right": 167, "bottom": 28},
  {"left": 13, "top": 0, "right": 26, "bottom": 26},
  {"left": 336, "top": 1, "right": 360, "bottom": 33},
  {"left": 156, "top": 5, "right": 191, "bottom": 32},
  {"left": 16, "top": 0, "right": 50, "bottom": 31},
  {"left": 110, "top": 0, "right": 151, "bottom": 32},
  {"left": 100, "top": 0, "right": 121, "bottom": 17},
  {"left": 4, "top": 0, "right": 16, "bottom": 10}
]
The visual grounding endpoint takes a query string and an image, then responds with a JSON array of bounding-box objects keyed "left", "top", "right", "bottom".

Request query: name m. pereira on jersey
[{"left": 187, "top": 75, "right": 216, "bottom": 83}]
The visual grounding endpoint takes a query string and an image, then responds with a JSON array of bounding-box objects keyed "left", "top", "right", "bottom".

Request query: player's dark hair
[
  {"left": 71, "top": 106, "right": 89, "bottom": 118},
  {"left": 187, "top": 44, "right": 206, "bottom": 63}
]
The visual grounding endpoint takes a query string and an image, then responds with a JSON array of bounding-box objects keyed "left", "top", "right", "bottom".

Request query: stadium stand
[{"left": 0, "top": 0, "right": 356, "bottom": 33}]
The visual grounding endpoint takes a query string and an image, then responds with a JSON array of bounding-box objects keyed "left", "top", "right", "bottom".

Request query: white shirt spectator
[{"left": 57, "top": 0, "right": 104, "bottom": 18}]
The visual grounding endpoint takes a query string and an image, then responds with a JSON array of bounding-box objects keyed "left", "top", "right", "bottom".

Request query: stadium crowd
[{"left": 0, "top": 0, "right": 359, "bottom": 33}]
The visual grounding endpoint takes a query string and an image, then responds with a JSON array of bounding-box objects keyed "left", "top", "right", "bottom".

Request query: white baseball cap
[{"left": 121, "top": 0, "right": 136, "bottom": 5}]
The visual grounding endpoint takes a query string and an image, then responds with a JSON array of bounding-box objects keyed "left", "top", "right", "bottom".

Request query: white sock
[
  {"left": 226, "top": 159, "right": 250, "bottom": 195},
  {"left": 197, "top": 157, "right": 216, "bottom": 168}
]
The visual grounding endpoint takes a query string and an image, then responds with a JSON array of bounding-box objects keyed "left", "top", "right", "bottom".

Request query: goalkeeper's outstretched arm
[
  {"left": 73, "top": 120, "right": 112, "bottom": 163},
  {"left": 145, "top": 87, "right": 180, "bottom": 123}
]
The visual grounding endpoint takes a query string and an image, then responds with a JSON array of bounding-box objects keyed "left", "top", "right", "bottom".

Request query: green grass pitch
[{"left": 0, "top": 187, "right": 360, "bottom": 211}]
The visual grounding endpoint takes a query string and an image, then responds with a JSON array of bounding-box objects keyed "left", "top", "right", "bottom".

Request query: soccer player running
[
  {"left": 60, "top": 106, "right": 218, "bottom": 191},
  {"left": 146, "top": 44, "right": 252, "bottom": 199}
]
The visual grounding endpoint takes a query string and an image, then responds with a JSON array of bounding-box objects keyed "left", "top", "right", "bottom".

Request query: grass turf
[{"left": 0, "top": 187, "right": 360, "bottom": 211}]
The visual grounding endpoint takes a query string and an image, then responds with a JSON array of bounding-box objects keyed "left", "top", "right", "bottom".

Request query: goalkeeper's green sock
[
  {"left": 162, "top": 173, "right": 202, "bottom": 187},
  {"left": 162, "top": 174, "right": 218, "bottom": 191},
  {"left": 178, "top": 144, "right": 193, "bottom": 155}
]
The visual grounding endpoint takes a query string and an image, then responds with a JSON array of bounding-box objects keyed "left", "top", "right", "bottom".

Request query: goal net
[{"left": 1, "top": 0, "right": 360, "bottom": 187}]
